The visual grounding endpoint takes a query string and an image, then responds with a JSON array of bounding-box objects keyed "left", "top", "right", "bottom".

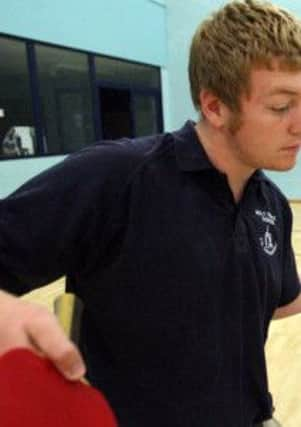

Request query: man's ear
[{"left": 199, "top": 89, "right": 229, "bottom": 128}]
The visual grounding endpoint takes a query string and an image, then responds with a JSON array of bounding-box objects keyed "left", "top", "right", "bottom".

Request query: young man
[{"left": 1, "top": 1, "right": 301, "bottom": 425}]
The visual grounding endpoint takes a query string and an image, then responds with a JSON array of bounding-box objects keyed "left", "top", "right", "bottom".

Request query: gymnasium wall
[
  {"left": 0, "top": 0, "right": 167, "bottom": 197},
  {"left": 1, "top": 0, "right": 301, "bottom": 199}
]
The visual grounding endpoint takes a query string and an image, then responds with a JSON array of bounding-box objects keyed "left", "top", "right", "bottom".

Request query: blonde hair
[{"left": 189, "top": 0, "right": 301, "bottom": 112}]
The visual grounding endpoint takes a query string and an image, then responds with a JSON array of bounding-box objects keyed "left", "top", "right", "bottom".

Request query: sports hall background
[{"left": 1, "top": 1, "right": 301, "bottom": 425}]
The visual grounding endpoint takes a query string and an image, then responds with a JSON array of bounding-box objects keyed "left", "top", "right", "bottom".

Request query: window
[
  {"left": 35, "top": 45, "right": 94, "bottom": 154},
  {"left": 95, "top": 56, "right": 160, "bottom": 89},
  {"left": 99, "top": 87, "right": 132, "bottom": 140},
  {"left": 133, "top": 93, "right": 160, "bottom": 136},
  {"left": 0, "top": 37, "right": 36, "bottom": 159},
  {"left": 0, "top": 35, "right": 163, "bottom": 159},
  {"left": 95, "top": 56, "right": 162, "bottom": 139}
]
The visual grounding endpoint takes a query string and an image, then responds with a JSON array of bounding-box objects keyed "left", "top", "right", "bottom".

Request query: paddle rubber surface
[{"left": 0, "top": 348, "right": 118, "bottom": 427}]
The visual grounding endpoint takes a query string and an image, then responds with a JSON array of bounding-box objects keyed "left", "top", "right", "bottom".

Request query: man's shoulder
[
  {"left": 5, "top": 131, "right": 176, "bottom": 202},
  {"left": 62, "top": 131, "right": 175, "bottom": 183},
  {"left": 259, "top": 171, "right": 291, "bottom": 216}
]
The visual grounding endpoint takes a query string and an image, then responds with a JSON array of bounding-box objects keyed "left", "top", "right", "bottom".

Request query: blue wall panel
[
  {"left": 0, "top": 156, "right": 65, "bottom": 198},
  {"left": 0, "top": 0, "right": 167, "bottom": 66}
]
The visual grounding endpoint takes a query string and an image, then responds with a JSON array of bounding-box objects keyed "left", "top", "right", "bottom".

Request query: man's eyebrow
[{"left": 265, "top": 88, "right": 298, "bottom": 97}]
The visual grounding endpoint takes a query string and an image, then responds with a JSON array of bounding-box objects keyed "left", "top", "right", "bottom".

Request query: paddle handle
[
  {"left": 54, "top": 293, "right": 89, "bottom": 384},
  {"left": 54, "top": 293, "right": 83, "bottom": 345}
]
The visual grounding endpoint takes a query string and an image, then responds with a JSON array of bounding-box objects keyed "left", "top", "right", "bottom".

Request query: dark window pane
[
  {"left": 36, "top": 45, "right": 94, "bottom": 154},
  {"left": 133, "top": 94, "right": 159, "bottom": 136},
  {"left": 0, "top": 37, "right": 36, "bottom": 158},
  {"left": 99, "top": 88, "right": 132, "bottom": 139},
  {"left": 95, "top": 56, "right": 160, "bottom": 90}
]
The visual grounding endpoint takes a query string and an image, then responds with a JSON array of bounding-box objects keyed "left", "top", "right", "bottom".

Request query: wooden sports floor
[{"left": 22, "top": 202, "right": 301, "bottom": 426}]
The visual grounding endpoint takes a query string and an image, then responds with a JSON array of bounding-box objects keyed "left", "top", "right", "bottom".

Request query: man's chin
[{"left": 265, "top": 161, "right": 297, "bottom": 172}]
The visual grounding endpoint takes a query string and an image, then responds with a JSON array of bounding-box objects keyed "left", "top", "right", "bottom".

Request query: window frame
[{"left": 0, "top": 33, "right": 163, "bottom": 161}]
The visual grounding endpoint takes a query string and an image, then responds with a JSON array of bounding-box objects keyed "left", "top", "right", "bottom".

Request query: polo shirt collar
[
  {"left": 174, "top": 121, "right": 213, "bottom": 172},
  {"left": 174, "top": 120, "right": 265, "bottom": 182}
]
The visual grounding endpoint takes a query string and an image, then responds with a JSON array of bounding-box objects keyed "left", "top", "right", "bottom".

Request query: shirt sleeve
[
  {"left": 0, "top": 142, "right": 137, "bottom": 295},
  {"left": 278, "top": 201, "right": 301, "bottom": 307}
]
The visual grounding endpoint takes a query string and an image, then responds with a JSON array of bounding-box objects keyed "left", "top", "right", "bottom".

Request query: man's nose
[{"left": 289, "top": 106, "right": 301, "bottom": 135}]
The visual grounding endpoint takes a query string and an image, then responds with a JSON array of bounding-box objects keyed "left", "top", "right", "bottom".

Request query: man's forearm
[{"left": 273, "top": 292, "right": 301, "bottom": 319}]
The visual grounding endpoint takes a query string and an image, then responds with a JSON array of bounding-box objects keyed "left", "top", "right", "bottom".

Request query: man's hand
[
  {"left": 273, "top": 291, "right": 301, "bottom": 320},
  {"left": 0, "top": 290, "right": 86, "bottom": 380}
]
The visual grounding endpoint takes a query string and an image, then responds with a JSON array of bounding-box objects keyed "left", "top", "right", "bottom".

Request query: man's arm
[
  {"left": 0, "top": 290, "right": 86, "bottom": 379},
  {"left": 273, "top": 291, "right": 301, "bottom": 320},
  {"left": 0, "top": 152, "right": 99, "bottom": 378},
  {"left": 0, "top": 142, "right": 136, "bottom": 375}
]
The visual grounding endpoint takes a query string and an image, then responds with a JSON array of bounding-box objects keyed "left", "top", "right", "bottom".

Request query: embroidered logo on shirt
[{"left": 255, "top": 210, "right": 278, "bottom": 256}]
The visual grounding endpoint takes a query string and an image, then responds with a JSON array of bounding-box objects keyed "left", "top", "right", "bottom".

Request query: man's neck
[{"left": 194, "top": 121, "right": 255, "bottom": 203}]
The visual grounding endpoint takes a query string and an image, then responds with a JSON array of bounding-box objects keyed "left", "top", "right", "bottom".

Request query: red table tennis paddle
[
  {"left": 0, "top": 293, "right": 118, "bottom": 427},
  {"left": 0, "top": 348, "right": 118, "bottom": 427}
]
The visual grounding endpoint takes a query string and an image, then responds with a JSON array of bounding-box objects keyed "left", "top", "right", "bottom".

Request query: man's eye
[{"left": 269, "top": 105, "right": 291, "bottom": 113}]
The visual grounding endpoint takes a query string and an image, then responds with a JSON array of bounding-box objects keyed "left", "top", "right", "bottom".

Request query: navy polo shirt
[{"left": 0, "top": 121, "right": 300, "bottom": 426}]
